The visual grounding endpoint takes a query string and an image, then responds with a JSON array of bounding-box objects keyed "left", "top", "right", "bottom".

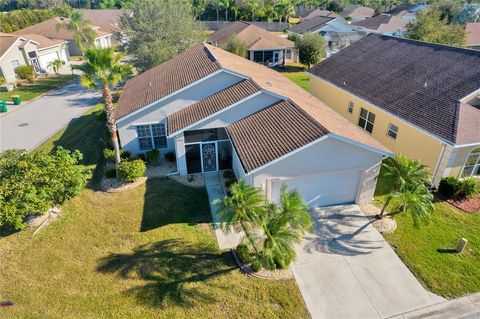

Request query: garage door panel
[
  {"left": 39, "top": 52, "right": 60, "bottom": 71},
  {"left": 271, "top": 171, "right": 362, "bottom": 207}
]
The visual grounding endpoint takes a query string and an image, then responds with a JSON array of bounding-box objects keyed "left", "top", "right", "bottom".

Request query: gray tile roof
[
  {"left": 289, "top": 16, "right": 335, "bottom": 34},
  {"left": 308, "top": 34, "right": 480, "bottom": 144}
]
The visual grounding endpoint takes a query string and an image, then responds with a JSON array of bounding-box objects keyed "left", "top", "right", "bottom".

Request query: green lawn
[
  {"left": 279, "top": 64, "right": 310, "bottom": 91},
  {"left": 0, "top": 106, "right": 309, "bottom": 318},
  {"left": 0, "top": 74, "right": 77, "bottom": 102},
  {"left": 375, "top": 168, "right": 480, "bottom": 297}
]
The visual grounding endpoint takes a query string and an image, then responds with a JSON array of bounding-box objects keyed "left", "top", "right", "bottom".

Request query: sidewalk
[{"left": 204, "top": 172, "right": 244, "bottom": 250}]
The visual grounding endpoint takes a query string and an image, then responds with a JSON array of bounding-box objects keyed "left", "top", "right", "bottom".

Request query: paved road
[
  {"left": 292, "top": 205, "right": 445, "bottom": 319},
  {"left": 0, "top": 80, "right": 100, "bottom": 152}
]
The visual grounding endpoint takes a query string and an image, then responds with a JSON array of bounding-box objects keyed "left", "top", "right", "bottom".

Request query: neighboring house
[
  {"left": 207, "top": 21, "right": 296, "bottom": 66},
  {"left": 384, "top": 2, "right": 426, "bottom": 23},
  {"left": 466, "top": 23, "right": 480, "bottom": 50},
  {"left": 340, "top": 5, "right": 375, "bottom": 22},
  {"left": 18, "top": 34, "right": 69, "bottom": 72},
  {"left": 288, "top": 16, "right": 366, "bottom": 56},
  {"left": 303, "top": 9, "right": 338, "bottom": 20},
  {"left": 308, "top": 34, "right": 480, "bottom": 186},
  {"left": 79, "top": 9, "right": 127, "bottom": 44},
  {"left": 352, "top": 15, "right": 408, "bottom": 36},
  {"left": 0, "top": 33, "right": 35, "bottom": 83},
  {"left": 14, "top": 17, "right": 112, "bottom": 56},
  {"left": 115, "top": 43, "right": 392, "bottom": 207}
]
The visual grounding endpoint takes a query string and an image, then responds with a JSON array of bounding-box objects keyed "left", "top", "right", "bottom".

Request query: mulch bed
[
  {"left": 445, "top": 196, "right": 480, "bottom": 213},
  {"left": 231, "top": 249, "right": 293, "bottom": 280}
]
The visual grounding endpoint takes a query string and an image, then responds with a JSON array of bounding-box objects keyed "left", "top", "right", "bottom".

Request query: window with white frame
[
  {"left": 387, "top": 123, "right": 399, "bottom": 140},
  {"left": 136, "top": 125, "right": 153, "bottom": 150},
  {"left": 136, "top": 123, "right": 167, "bottom": 151},
  {"left": 10, "top": 59, "right": 20, "bottom": 71},
  {"left": 286, "top": 49, "right": 292, "bottom": 59},
  {"left": 151, "top": 123, "right": 167, "bottom": 149},
  {"left": 358, "top": 107, "right": 375, "bottom": 133},
  {"left": 347, "top": 101, "right": 354, "bottom": 114},
  {"left": 462, "top": 147, "right": 480, "bottom": 177}
]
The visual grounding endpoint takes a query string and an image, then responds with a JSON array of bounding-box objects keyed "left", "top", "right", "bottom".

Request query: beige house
[
  {"left": 0, "top": 33, "right": 37, "bottom": 83},
  {"left": 308, "top": 34, "right": 480, "bottom": 186}
]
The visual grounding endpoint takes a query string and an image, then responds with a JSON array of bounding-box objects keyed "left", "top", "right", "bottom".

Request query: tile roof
[
  {"left": 466, "top": 23, "right": 480, "bottom": 46},
  {"left": 208, "top": 21, "right": 294, "bottom": 50},
  {"left": 289, "top": 16, "right": 335, "bottom": 34},
  {"left": 167, "top": 79, "right": 261, "bottom": 135},
  {"left": 227, "top": 100, "right": 329, "bottom": 172},
  {"left": 115, "top": 44, "right": 221, "bottom": 119},
  {"left": 0, "top": 33, "right": 20, "bottom": 58},
  {"left": 353, "top": 15, "right": 407, "bottom": 32},
  {"left": 308, "top": 34, "right": 480, "bottom": 145},
  {"left": 340, "top": 5, "right": 375, "bottom": 19},
  {"left": 14, "top": 17, "right": 109, "bottom": 41},
  {"left": 79, "top": 9, "right": 124, "bottom": 34},
  {"left": 18, "top": 34, "right": 65, "bottom": 49},
  {"left": 304, "top": 9, "right": 338, "bottom": 20}
]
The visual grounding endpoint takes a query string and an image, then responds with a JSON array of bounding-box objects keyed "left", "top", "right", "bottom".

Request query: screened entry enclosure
[{"left": 184, "top": 128, "right": 233, "bottom": 174}]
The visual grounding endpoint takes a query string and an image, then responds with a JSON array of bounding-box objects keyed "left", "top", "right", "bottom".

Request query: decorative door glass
[{"left": 202, "top": 143, "right": 217, "bottom": 172}]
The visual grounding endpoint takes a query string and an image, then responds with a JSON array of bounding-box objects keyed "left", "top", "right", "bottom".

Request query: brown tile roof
[
  {"left": 466, "top": 23, "right": 480, "bottom": 46},
  {"left": 340, "top": 5, "right": 375, "bottom": 19},
  {"left": 18, "top": 34, "right": 65, "bottom": 49},
  {"left": 353, "top": 15, "right": 407, "bottom": 32},
  {"left": 289, "top": 16, "right": 335, "bottom": 34},
  {"left": 79, "top": 9, "right": 124, "bottom": 34},
  {"left": 308, "top": 34, "right": 480, "bottom": 145},
  {"left": 167, "top": 79, "right": 261, "bottom": 135},
  {"left": 227, "top": 100, "right": 329, "bottom": 172},
  {"left": 304, "top": 9, "right": 338, "bottom": 20},
  {"left": 14, "top": 17, "right": 109, "bottom": 41},
  {"left": 115, "top": 44, "right": 221, "bottom": 119},
  {"left": 208, "top": 21, "right": 294, "bottom": 50},
  {"left": 0, "top": 33, "right": 19, "bottom": 58}
]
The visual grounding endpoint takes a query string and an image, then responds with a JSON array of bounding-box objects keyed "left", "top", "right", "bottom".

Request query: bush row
[{"left": 439, "top": 177, "right": 479, "bottom": 199}]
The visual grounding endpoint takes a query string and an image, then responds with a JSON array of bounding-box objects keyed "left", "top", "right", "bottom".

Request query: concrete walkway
[
  {"left": 0, "top": 80, "right": 100, "bottom": 151},
  {"left": 292, "top": 205, "right": 445, "bottom": 319},
  {"left": 204, "top": 172, "right": 244, "bottom": 250}
]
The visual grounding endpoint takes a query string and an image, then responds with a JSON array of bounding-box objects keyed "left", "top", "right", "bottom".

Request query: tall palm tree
[
  {"left": 216, "top": 180, "right": 265, "bottom": 252},
  {"left": 378, "top": 155, "right": 432, "bottom": 218},
  {"left": 58, "top": 11, "right": 96, "bottom": 50},
  {"left": 248, "top": 0, "right": 260, "bottom": 21},
  {"left": 71, "top": 47, "right": 133, "bottom": 166},
  {"left": 219, "top": 0, "right": 230, "bottom": 20},
  {"left": 231, "top": 3, "right": 239, "bottom": 21}
]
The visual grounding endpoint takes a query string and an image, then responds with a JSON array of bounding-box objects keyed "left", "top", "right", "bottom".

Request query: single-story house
[
  {"left": 17, "top": 34, "right": 69, "bottom": 72},
  {"left": 115, "top": 43, "right": 392, "bottom": 207},
  {"left": 308, "top": 34, "right": 480, "bottom": 186},
  {"left": 340, "top": 5, "right": 375, "bottom": 22},
  {"left": 14, "top": 17, "right": 112, "bottom": 56},
  {"left": 466, "top": 23, "right": 480, "bottom": 50},
  {"left": 288, "top": 16, "right": 366, "bottom": 56},
  {"left": 352, "top": 15, "right": 408, "bottom": 36},
  {"left": 303, "top": 9, "right": 338, "bottom": 20},
  {"left": 207, "top": 21, "right": 297, "bottom": 66},
  {"left": 79, "top": 9, "right": 127, "bottom": 44},
  {"left": 384, "top": 2, "right": 426, "bottom": 23},
  {"left": 0, "top": 33, "right": 36, "bottom": 83}
]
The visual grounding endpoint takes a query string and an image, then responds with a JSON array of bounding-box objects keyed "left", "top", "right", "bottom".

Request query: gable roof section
[
  {"left": 208, "top": 21, "right": 293, "bottom": 50},
  {"left": 167, "top": 79, "right": 261, "bottom": 135},
  {"left": 340, "top": 5, "right": 375, "bottom": 19},
  {"left": 227, "top": 100, "right": 329, "bottom": 172},
  {"left": 115, "top": 44, "right": 221, "bottom": 119},
  {"left": 466, "top": 23, "right": 480, "bottom": 46},
  {"left": 309, "top": 34, "right": 480, "bottom": 145},
  {"left": 353, "top": 15, "right": 407, "bottom": 32},
  {"left": 19, "top": 34, "right": 65, "bottom": 49},
  {"left": 289, "top": 16, "right": 335, "bottom": 34},
  {"left": 0, "top": 33, "right": 20, "bottom": 58},
  {"left": 304, "top": 9, "right": 338, "bottom": 20},
  {"left": 79, "top": 9, "right": 124, "bottom": 34}
]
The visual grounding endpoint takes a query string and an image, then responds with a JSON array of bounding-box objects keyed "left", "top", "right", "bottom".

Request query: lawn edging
[{"left": 231, "top": 248, "right": 293, "bottom": 280}]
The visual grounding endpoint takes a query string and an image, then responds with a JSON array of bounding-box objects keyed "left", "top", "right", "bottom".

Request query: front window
[
  {"left": 347, "top": 101, "right": 354, "bottom": 114},
  {"left": 136, "top": 125, "right": 152, "bottom": 150},
  {"left": 358, "top": 108, "right": 375, "bottom": 133},
  {"left": 136, "top": 122, "right": 167, "bottom": 151},
  {"left": 10, "top": 59, "right": 20, "bottom": 71},
  {"left": 387, "top": 123, "right": 399, "bottom": 140},
  {"left": 285, "top": 49, "right": 292, "bottom": 59},
  {"left": 151, "top": 123, "right": 167, "bottom": 149},
  {"left": 462, "top": 147, "right": 480, "bottom": 177}
]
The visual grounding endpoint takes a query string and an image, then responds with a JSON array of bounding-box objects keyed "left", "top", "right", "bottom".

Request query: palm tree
[
  {"left": 71, "top": 47, "right": 133, "bottom": 166},
  {"left": 216, "top": 180, "right": 265, "bottom": 253},
  {"left": 57, "top": 11, "right": 96, "bottom": 50},
  {"left": 248, "top": 0, "right": 260, "bottom": 21},
  {"left": 47, "top": 59, "right": 63, "bottom": 74},
  {"left": 231, "top": 3, "right": 239, "bottom": 21},
  {"left": 378, "top": 155, "right": 433, "bottom": 219},
  {"left": 219, "top": 0, "right": 230, "bottom": 20},
  {"left": 395, "top": 183, "right": 434, "bottom": 226}
]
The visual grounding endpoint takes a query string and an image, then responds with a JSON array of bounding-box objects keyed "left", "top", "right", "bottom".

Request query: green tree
[
  {"left": 219, "top": 0, "right": 230, "bottom": 20},
  {"left": 406, "top": 8, "right": 467, "bottom": 47},
  {"left": 118, "top": 0, "right": 207, "bottom": 71},
  {"left": 224, "top": 36, "right": 247, "bottom": 57},
  {"left": 58, "top": 10, "right": 96, "bottom": 50},
  {"left": 296, "top": 32, "right": 326, "bottom": 69},
  {"left": 71, "top": 47, "right": 133, "bottom": 166},
  {"left": 248, "top": 0, "right": 260, "bottom": 21},
  {"left": 47, "top": 59, "right": 63, "bottom": 74},
  {"left": 274, "top": 0, "right": 295, "bottom": 22},
  {"left": 452, "top": 3, "right": 480, "bottom": 24},
  {"left": 378, "top": 155, "right": 434, "bottom": 226}
]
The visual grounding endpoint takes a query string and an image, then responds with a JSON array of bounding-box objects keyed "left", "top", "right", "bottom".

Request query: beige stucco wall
[{"left": 0, "top": 41, "right": 29, "bottom": 83}]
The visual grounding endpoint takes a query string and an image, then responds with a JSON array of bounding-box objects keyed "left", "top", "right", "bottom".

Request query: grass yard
[
  {"left": 279, "top": 63, "right": 310, "bottom": 91},
  {"left": 0, "top": 105, "right": 309, "bottom": 318},
  {"left": 375, "top": 169, "right": 480, "bottom": 297},
  {"left": 0, "top": 74, "right": 77, "bottom": 102}
]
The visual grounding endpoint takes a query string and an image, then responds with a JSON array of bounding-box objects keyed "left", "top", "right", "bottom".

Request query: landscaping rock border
[
  {"left": 100, "top": 176, "right": 147, "bottom": 193},
  {"left": 231, "top": 249, "right": 293, "bottom": 280},
  {"left": 360, "top": 203, "right": 397, "bottom": 234}
]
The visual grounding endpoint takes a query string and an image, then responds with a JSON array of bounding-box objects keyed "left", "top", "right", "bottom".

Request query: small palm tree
[
  {"left": 71, "top": 47, "right": 133, "bottom": 166},
  {"left": 58, "top": 11, "right": 96, "bottom": 50},
  {"left": 216, "top": 180, "right": 265, "bottom": 252},
  {"left": 396, "top": 183, "right": 434, "bottom": 226},
  {"left": 47, "top": 59, "right": 63, "bottom": 74},
  {"left": 378, "top": 155, "right": 434, "bottom": 222}
]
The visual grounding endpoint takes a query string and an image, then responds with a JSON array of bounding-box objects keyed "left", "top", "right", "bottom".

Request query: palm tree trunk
[
  {"left": 102, "top": 84, "right": 121, "bottom": 167},
  {"left": 378, "top": 196, "right": 392, "bottom": 219}
]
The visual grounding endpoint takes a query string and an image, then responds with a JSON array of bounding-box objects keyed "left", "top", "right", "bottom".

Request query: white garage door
[
  {"left": 39, "top": 52, "right": 60, "bottom": 71},
  {"left": 271, "top": 170, "right": 363, "bottom": 207}
]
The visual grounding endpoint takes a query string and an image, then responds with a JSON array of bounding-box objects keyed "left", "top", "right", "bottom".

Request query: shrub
[
  {"left": 0, "top": 148, "right": 86, "bottom": 230},
  {"left": 223, "top": 170, "right": 235, "bottom": 180},
  {"left": 296, "top": 32, "right": 326, "bottom": 69},
  {"left": 225, "top": 180, "right": 235, "bottom": 189},
  {"left": 224, "top": 36, "right": 247, "bottom": 57},
  {"left": 0, "top": 76, "right": 5, "bottom": 85},
  {"left": 236, "top": 244, "right": 252, "bottom": 264},
  {"left": 136, "top": 153, "right": 146, "bottom": 162},
  {"left": 439, "top": 177, "right": 461, "bottom": 198},
  {"left": 251, "top": 260, "right": 262, "bottom": 272},
  {"left": 117, "top": 159, "right": 146, "bottom": 182},
  {"left": 120, "top": 151, "right": 131, "bottom": 160},
  {"left": 165, "top": 152, "right": 176, "bottom": 162},
  {"left": 104, "top": 168, "right": 116, "bottom": 178},
  {"left": 458, "top": 177, "right": 479, "bottom": 198},
  {"left": 146, "top": 149, "right": 160, "bottom": 165},
  {"left": 287, "top": 33, "right": 297, "bottom": 42},
  {"left": 274, "top": 247, "right": 296, "bottom": 269},
  {"left": 15, "top": 65, "right": 35, "bottom": 82},
  {"left": 103, "top": 148, "right": 115, "bottom": 161}
]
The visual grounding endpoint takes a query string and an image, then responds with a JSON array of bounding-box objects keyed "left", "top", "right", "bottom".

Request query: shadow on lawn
[{"left": 96, "top": 239, "right": 235, "bottom": 308}]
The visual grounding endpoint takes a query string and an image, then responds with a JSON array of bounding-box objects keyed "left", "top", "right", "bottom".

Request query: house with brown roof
[
  {"left": 16, "top": 34, "right": 69, "bottom": 72},
  {"left": 308, "top": 34, "right": 480, "bottom": 186},
  {"left": 340, "top": 5, "right": 375, "bottom": 22},
  {"left": 115, "top": 43, "right": 392, "bottom": 207},
  {"left": 207, "top": 21, "right": 296, "bottom": 66},
  {"left": 14, "top": 17, "right": 112, "bottom": 56},
  {"left": 466, "top": 23, "right": 480, "bottom": 50},
  {"left": 352, "top": 15, "right": 408, "bottom": 36},
  {"left": 303, "top": 9, "right": 338, "bottom": 20}
]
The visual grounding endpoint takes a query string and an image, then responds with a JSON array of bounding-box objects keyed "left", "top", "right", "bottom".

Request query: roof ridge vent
[{"left": 424, "top": 81, "right": 428, "bottom": 88}]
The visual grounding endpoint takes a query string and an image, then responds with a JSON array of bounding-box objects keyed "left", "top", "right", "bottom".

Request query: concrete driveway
[
  {"left": 0, "top": 80, "right": 100, "bottom": 151},
  {"left": 292, "top": 205, "right": 445, "bottom": 319}
]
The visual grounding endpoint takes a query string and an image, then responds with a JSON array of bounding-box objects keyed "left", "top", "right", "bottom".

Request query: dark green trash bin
[
  {"left": 0, "top": 100, "right": 7, "bottom": 112},
  {"left": 12, "top": 95, "right": 21, "bottom": 105}
]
